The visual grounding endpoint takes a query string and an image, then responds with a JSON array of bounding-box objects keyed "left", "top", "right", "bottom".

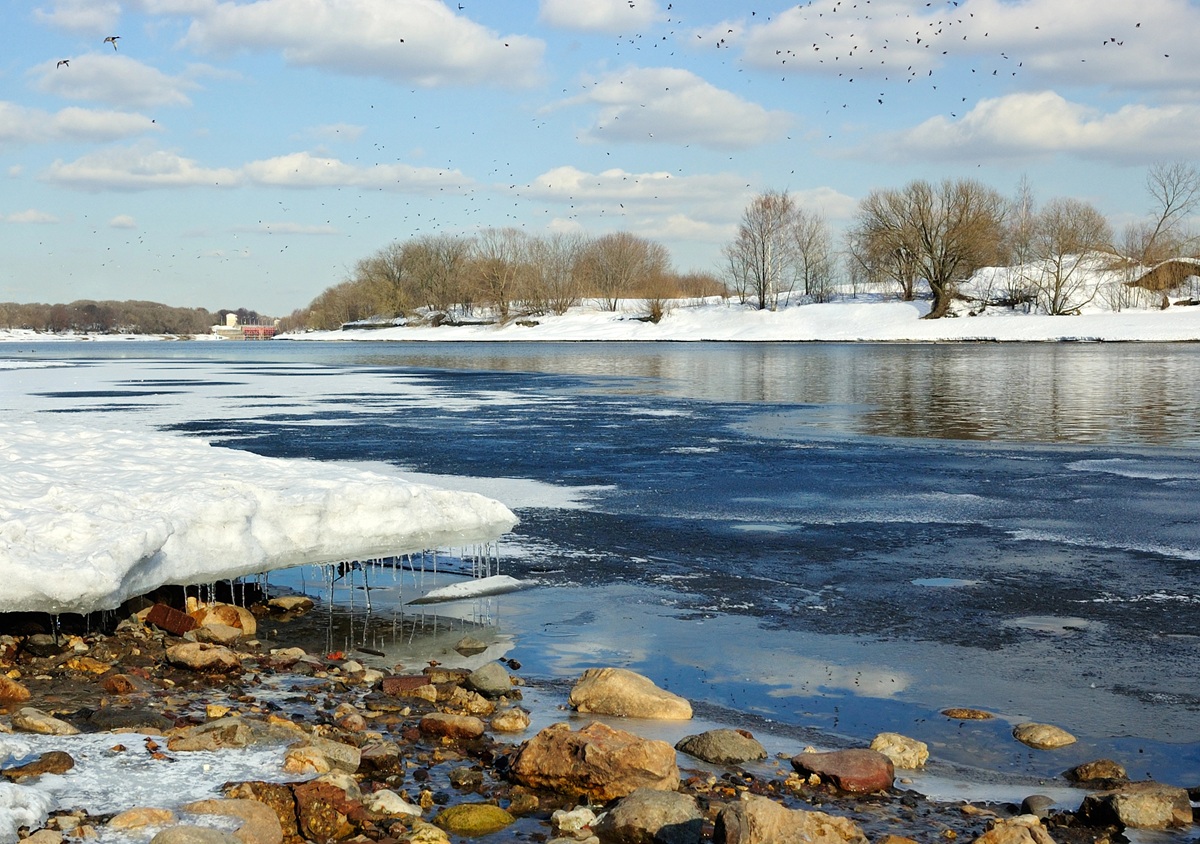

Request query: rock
[
  {"left": 380, "top": 675, "right": 432, "bottom": 697},
  {"left": 869, "top": 732, "right": 929, "bottom": 769},
  {"left": 291, "top": 781, "right": 359, "bottom": 843},
  {"left": 432, "top": 803, "right": 515, "bottom": 836},
  {"left": 1065, "top": 759, "right": 1128, "bottom": 785},
  {"left": 675, "top": 729, "right": 767, "bottom": 765},
  {"left": 490, "top": 706, "right": 531, "bottom": 733},
  {"left": 151, "top": 826, "right": 240, "bottom": 844},
  {"left": 1077, "top": 781, "right": 1193, "bottom": 829},
  {"left": 11, "top": 707, "right": 81, "bottom": 736},
  {"left": 195, "top": 623, "right": 244, "bottom": 645},
  {"left": 567, "top": 667, "right": 692, "bottom": 720},
  {"left": 189, "top": 603, "right": 257, "bottom": 637},
  {"left": 552, "top": 807, "right": 598, "bottom": 834},
  {"left": 972, "top": 815, "right": 1057, "bottom": 844},
  {"left": 404, "top": 820, "right": 452, "bottom": 844},
  {"left": 82, "top": 707, "right": 174, "bottom": 733},
  {"left": 418, "top": 713, "right": 486, "bottom": 740},
  {"left": 595, "top": 788, "right": 704, "bottom": 844},
  {"left": 942, "top": 708, "right": 994, "bottom": 720},
  {"left": 1012, "top": 723, "right": 1076, "bottom": 750},
  {"left": 167, "top": 716, "right": 301, "bottom": 752},
  {"left": 464, "top": 662, "right": 512, "bottom": 698},
  {"left": 508, "top": 721, "right": 679, "bottom": 803},
  {"left": 1020, "top": 796, "right": 1055, "bottom": 819},
  {"left": 166, "top": 642, "right": 242, "bottom": 673},
  {"left": 22, "top": 830, "right": 63, "bottom": 844},
  {"left": 101, "top": 673, "right": 156, "bottom": 695},
  {"left": 364, "top": 789, "right": 422, "bottom": 817},
  {"left": 453, "top": 636, "right": 488, "bottom": 656},
  {"left": 714, "top": 793, "right": 868, "bottom": 844},
  {"left": 22, "top": 635, "right": 63, "bottom": 658},
  {"left": 283, "top": 746, "right": 332, "bottom": 775},
  {"left": 358, "top": 740, "right": 404, "bottom": 775},
  {"left": 108, "top": 808, "right": 178, "bottom": 830},
  {"left": 267, "top": 595, "right": 314, "bottom": 614},
  {"left": 791, "top": 749, "right": 895, "bottom": 794},
  {"left": 183, "top": 798, "right": 284, "bottom": 844},
  {"left": 306, "top": 737, "right": 361, "bottom": 774},
  {"left": 1, "top": 750, "right": 75, "bottom": 779},
  {"left": 449, "top": 766, "right": 484, "bottom": 789},
  {"left": 222, "top": 782, "right": 300, "bottom": 843},
  {"left": 0, "top": 676, "right": 32, "bottom": 702},
  {"left": 146, "top": 603, "right": 199, "bottom": 636}
]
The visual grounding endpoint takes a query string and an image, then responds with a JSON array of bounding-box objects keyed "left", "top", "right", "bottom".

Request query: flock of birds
[{"left": 56, "top": 34, "right": 118, "bottom": 68}]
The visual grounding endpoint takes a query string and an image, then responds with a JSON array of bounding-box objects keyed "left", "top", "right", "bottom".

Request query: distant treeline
[{"left": 0, "top": 301, "right": 266, "bottom": 335}]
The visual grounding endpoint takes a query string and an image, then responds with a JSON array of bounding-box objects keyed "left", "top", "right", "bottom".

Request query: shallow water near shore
[{"left": 3, "top": 340, "right": 1199, "bottom": 796}]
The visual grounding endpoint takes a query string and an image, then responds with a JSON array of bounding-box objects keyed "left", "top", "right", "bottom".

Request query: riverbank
[{"left": 3, "top": 588, "right": 1189, "bottom": 844}]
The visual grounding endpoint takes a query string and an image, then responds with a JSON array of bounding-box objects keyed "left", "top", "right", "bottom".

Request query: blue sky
[{"left": 3, "top": 0, "right": 1198, "bottom": 315}]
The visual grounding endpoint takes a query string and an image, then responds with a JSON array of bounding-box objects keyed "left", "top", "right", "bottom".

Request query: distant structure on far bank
[{"left": 211, "top": 312, "right": 278, "bottom": 340}]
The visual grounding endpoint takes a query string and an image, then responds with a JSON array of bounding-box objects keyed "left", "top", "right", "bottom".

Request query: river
[{"left": 5, "top": 340, "right": 1199, "bottom": 791}]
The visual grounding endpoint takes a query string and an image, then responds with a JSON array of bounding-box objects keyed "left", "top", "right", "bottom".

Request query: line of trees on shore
[
  {"left": 0, "top": 301, "right": 267, "bottom": 335},
  {"left": 281, "top": 161, "right": 1199, "bottom": 331}
]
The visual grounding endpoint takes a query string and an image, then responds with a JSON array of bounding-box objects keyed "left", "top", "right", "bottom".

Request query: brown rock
[
  {"left": 1, "top": 750, "right": 75, "bottom": 779},
  {"left": 102, "top": 673, "right": 156, "bottom": 695},
  {"left": 380, "top": 675, "right": 431, "bottom": 697},
  {"left": 972, "top": 816, "right": 1057, "bottom": 844},
  {"left": 508, "top": 720, "right": 679, "bottom": 803},
  {"left": 292, "top": 782, "right": 359, "bottom": 843},
  {"left": 1065, "top": 759, "right": 1129, "bottom": 785},
  {"left": 166, "top": 642, "right": 242, "bottom": 673},
  {"left": 568, "top": 667, "right": 692, "bottom": 720},
  {"left": 1077, "top": 781, "right": 1193, "bottom": 829},
  {"left": 108, "top": 808, "right": 177, "bottom": 830},
  {"left": 942, "top": 708, "right": 994, "bottom": 720},
  {"left": 222, "top": 782, "right": 300, "bottom": 843},
  {"left": 594, "top": 787, "right": 703, "bottom": 844},
  {"left": 1012, "top": 723, "right": 1076, "bottom": 750},
  {"left": 790, "top": 749, "right": 894, "bottom": 794},
  {"left": 0, "top": 675, "right": 31, "bottom": 702},
  {"left": 714, "top": 793, "right": 868, "bottom": 844},
  {"left": 189, "top": 603, "right": 257, "bottom": 637},
  {"left": 11, "top": 707, "right": 81, "bottom": 736},
  {"left": 183, "top": 798, "right": 284, "bottom": 844},
  {"left": 147, "top": 603, "right": 199, "bottom": 635},
  {"left": 417, "top": 713, "right": 485, "bottom": 740}
]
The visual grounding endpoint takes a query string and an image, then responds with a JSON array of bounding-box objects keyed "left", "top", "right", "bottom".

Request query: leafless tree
[
  {"left": 849, "top": 178, "right": 1006, "bottom": 318},
  {"left": 723, "top": 190, "right": 831, "bottom": 310},
  {"left": 404, "top": 234, "right": 470, "bottom": 313},
  {"left": 470, "top": 228, "right": 530, "bottom": 319},
  {"left": 1134, "top": 161, "right": 1200, "bottom": 264},
  {"left": 1027, "top": 197, "right": 1113, "bottom": 315},
  {"left": 578, "top": 232, "right": 669, "bottom": 311},
  {"left": 524, "top": 232, "right": 584, "bottom": 315}
]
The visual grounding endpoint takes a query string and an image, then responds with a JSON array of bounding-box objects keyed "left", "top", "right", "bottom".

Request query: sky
[{"left": 2, "top": 0, "right": 1199, "bottom": 316}]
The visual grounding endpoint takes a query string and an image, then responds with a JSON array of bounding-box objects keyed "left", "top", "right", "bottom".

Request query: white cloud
[
  {"left": 0, "top": 102, "right": 156, "bottom": 145},
  {"left": 525, "top": 165, "right": 750, "bottom": 217},
  {"left": 181, "top": 0, "right": 543, "bottom": 88},
  {"left": 560, "top": 67, "right": 790, "bottom": 149},
  {"left": 33, "top": 54, "right": 197, "bottom": 108},
  {"left": 539, "top": 0, "right": 659, "bottom": 34},
  {"left": 243, "top": 152, "right": 474, "bottom": 193},
  {"left": 890, "top": 91, "right": 1200, "bottom": 163},
  {"left": 109, "top": 214, "right": 137, "bottom": 228},
  {"left": 33, "top": 0, "right": 121, "bottom": 33},
  {"left": 41, "top": 145, "right": 240, "bottom": 191},
  {"left": 4, "top": 209, "right": 60, "bottom": 224}
]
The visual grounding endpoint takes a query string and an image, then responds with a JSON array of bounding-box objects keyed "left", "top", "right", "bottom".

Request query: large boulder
[
  {"left": 595, "top": 788, "right": 704, "bottom": 844},
  {"left": 1077, "top": 781, "right": 1193, "bottom": 829},
  {"left": 714, "top": 794, "right": 868, "bottom": 844},
  {"left": 508, "top": 721, "right": 679, "bottom": 803},
  {"left": 1064, "top": 759, "right": 1128, "bottom": 786},
  {"left": 432, "top": 804, "right": 515, "bottom": 836},
  {"left": 0, "top": 676, "right": 31, "bottom": 702},
  {"left": 568, "top": 667, "right": 692, "bottom": 719},
  {"left": 11, "top": 707, "right": 80, "bottom": 736},
  {"left": 182, "top": 799, "right": 283, "bottom": 844},
  {"left": 464, "top": 662, "right": 512, "bottom": 698},
  {"left": 418, "top": 713, "right": 486, "bottom": 740},
  {"left": 675, "top": 729, "right": 767, "bottom": 765},
  {"left": 791, "top": 749, "right": 894, "bottom": 794},
  {"left": 165, "top": 642, "right": 241, "bottom": 673}
]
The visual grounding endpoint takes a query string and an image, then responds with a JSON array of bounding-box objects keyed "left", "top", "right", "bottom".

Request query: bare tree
[
  {"left": 404, "top": 234, "right": 470, "bottom": 313},
  {"left": 578, "top": 232, "right": 670, "bottom": 311},
  {"left": 723, "top": 190, "right": 804, "bottom": 310},
  {"left": 1027, "top": 197, "right": 1113, "bottom": 315},
  {"left": 1136, "top": 161, "right": 1200, "bottom": 263},
  {"left": 470, "top": 228, "right": 530, "bottom": 319},
  {"left": 849, "top": 178, "right": 1006, "bottom": 318},
  {"left": 524, "top": 232, "right": 584, "bottom": 315}
]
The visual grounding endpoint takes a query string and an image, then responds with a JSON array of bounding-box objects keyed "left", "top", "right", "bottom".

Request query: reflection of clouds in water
[
  {"left": 758, "top": 657, "right": 910, "bottom": 699},
  {"left": 1007, "top": 528, "right": 1200, "bottom": 562}
]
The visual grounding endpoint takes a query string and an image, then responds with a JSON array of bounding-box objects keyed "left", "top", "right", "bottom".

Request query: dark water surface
[{"left": 7, "top": 340, "right": 1200, "bottom": 787}]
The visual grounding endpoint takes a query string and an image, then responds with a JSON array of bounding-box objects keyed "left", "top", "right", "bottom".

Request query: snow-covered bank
[
  {"left": 0, "top": 418, "right": 517, "bottom": 615},
  {"left": 284, "top": 299, "right": 1200, "bottom": 344}
]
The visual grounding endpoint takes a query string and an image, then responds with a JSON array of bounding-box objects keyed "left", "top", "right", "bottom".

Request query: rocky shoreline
[{"left": 1, "top": 594, "right": 1196, "bottom": 844}]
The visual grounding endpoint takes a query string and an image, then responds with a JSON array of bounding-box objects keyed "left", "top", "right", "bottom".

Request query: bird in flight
[
  {"left": 56, "top": 59, "right": 69, "bottom": 68},
  {"left": 104, "top": 35, "right": 120, "bottom": 49}
]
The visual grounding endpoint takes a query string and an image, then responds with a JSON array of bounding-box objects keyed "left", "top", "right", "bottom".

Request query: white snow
[
  {"left": 0, "top": 416, "right": 517, "bottom": 615},
  {"left": 283, "top": 290, "right": 1200, "bottom": 344},
  {"left": 407, "top": 573, "right": 533, "bottom": 604}
]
